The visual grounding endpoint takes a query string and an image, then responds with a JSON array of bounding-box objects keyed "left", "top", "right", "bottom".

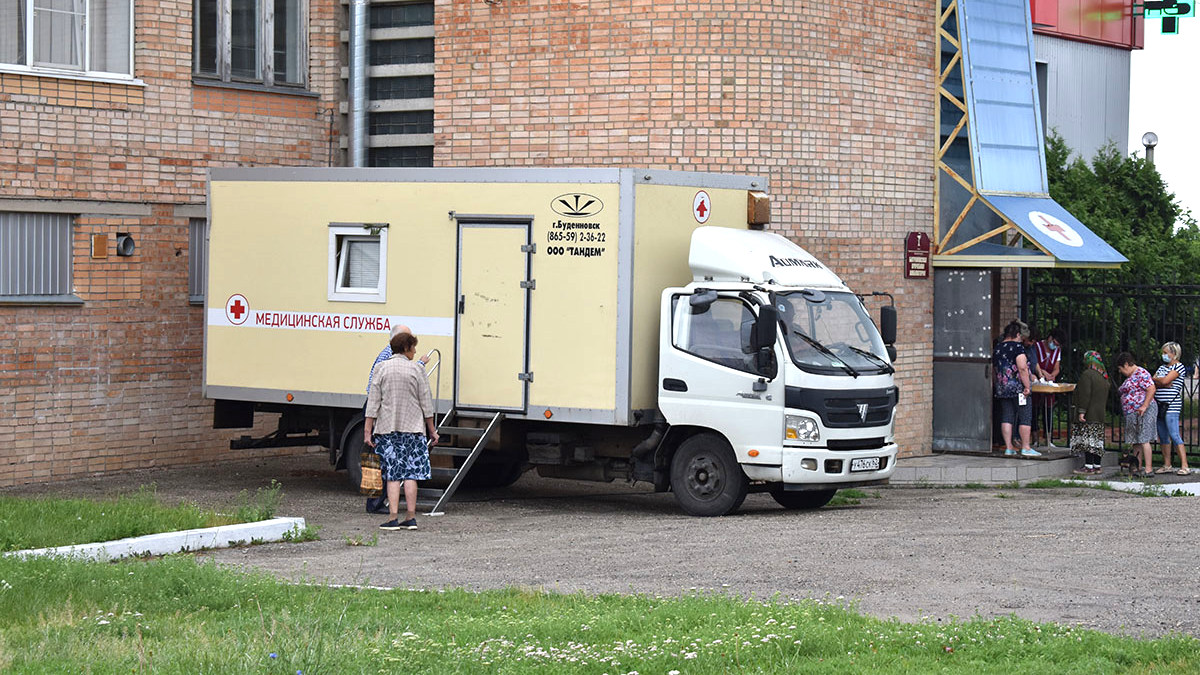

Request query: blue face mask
[{"left": 1163, "top": 354, "right": 1171, "bottom": 363}]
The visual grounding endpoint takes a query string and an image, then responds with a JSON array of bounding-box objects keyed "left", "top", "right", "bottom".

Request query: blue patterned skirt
[{"left": 373, "top": 431, "right": 431, "bottom": 481}]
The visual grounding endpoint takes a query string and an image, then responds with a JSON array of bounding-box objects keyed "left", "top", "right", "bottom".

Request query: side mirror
[
  {"left": 689, "top": 289, "right": 718, "bottom": 312},
  {"left": 752, "top": 305, "right": 779, "bottom": 350},
  {"left": 879, "top": 305, "right": 897, "bottom": 346}
]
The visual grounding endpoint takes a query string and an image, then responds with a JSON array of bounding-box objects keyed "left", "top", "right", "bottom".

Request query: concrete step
[{"left": 889, "top": 450, "right": 1104, "bottom": 486}]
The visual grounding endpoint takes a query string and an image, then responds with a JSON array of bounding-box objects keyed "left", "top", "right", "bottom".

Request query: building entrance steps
[{"left": 889, "top": 449, "right": 1111, "bottom": 486}]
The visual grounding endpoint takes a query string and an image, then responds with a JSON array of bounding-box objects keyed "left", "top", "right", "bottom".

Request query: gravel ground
[{"left": 9, "top": 450, "right": 1200, "bottom": 638}]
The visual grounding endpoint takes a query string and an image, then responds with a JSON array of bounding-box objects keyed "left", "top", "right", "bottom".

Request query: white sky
[{"left": 1128, "top": 26, "right": 1199, "bottom": 222}]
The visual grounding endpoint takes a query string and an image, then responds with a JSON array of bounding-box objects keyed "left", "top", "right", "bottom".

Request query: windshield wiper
[
  {"left": 791, "top": 330, "right": 859, "bottom": 378},
  {"left": 847, "top": 345, "right": 895, "bottom": 374}
]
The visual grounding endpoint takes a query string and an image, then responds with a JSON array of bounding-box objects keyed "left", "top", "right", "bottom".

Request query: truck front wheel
[
  {"left": 770, "top": 488, "right": 836, "bottom": 510},
  {"left": 669, "top": 434, "right": 748, "bottom": 517}
]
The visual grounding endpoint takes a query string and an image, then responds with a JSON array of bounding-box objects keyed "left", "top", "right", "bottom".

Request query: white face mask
[{"left": 1162, "top": 353, "right": 1171, "bottom": 363}]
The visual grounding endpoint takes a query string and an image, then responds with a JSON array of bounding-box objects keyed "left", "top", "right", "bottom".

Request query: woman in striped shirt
[{"left": 1152, "top": 341, "right": 1191, "bottom": 475}]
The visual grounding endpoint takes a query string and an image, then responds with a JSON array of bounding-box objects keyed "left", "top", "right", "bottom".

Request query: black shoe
[
  {"left": 379, "top": 519, "right": 404, "bottom": 531},
  {"left": 365, "top": 497, "right": 389, "bottom": 514},
  {"left": 399, "top": 518, "right": 418, "bottom": 530}
]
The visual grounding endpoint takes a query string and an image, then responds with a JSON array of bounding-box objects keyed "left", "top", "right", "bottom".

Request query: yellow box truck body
[{"left": 205, "top": 168, "right": 759, "bottom": 424}]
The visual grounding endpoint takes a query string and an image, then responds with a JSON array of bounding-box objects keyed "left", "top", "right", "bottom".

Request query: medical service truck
[{"left": 204, "top": 168, "right": 899, "bottom": 516}]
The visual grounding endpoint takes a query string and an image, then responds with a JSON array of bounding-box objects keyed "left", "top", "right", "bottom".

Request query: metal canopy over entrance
[
  {"left": 931, "top": 0, "right": 1127, "bottom": 454},
  {"left": 934, "top": 0, "right": 1127, "bottom": 270}
]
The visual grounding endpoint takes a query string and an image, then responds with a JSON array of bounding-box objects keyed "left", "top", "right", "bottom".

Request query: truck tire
[
  {"left": 770, "top": 488, "right": 836, "bottom": 510},
  {"left": 340, "top": 418, "right": 366, "bottom": 490},
  {"left": 669, "top": 434, "right": 748, "bottom": 517}
]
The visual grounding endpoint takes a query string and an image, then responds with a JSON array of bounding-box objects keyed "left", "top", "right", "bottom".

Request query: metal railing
[{"left": 1027, "top": 282, "right": 1200, "bottom": 461}]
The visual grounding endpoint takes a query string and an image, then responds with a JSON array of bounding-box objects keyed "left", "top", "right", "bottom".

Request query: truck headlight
[{"left": 785, "top": 415, "right": 820, "bottom": 443}]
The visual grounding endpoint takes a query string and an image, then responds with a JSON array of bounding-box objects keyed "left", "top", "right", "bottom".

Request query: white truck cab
[{"left": 655, "top": 227, "right": 898, "bottom": 515}]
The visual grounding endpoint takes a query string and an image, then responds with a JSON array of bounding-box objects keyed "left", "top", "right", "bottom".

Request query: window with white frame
[
  {"left": 0, "top": 0, "right": 133, "bottom": 78},
  {"left": 194, "top": 0, "right": 307, "bottom": 87},
  {"left": 188, "top": 218, "right": 207, "bottom": 304},
  {"left": 0, "top": 211, "right": 78, "bottom": 302},
  {"left": 328, "top": 223, "right": 387, "bottom": 303}
]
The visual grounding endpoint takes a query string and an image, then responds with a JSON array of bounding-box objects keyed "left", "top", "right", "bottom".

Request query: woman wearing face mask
[
  {"left": 1033, "top": 327, "right": 1065, "bottom": 447},
  {"left": 1152, "top": 341, "right": 1191, "bottom": 475}
]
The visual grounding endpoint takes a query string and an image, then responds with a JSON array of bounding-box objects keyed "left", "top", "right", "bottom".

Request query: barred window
[
  {"left": 0, "top": 212, "right": 78, "bottom": 303},
  {"left": 188, "top": 218, "right": 207, "bottom": 304},
  {"left": 368, "top": 146, "right": 434, "bottom": 168}
]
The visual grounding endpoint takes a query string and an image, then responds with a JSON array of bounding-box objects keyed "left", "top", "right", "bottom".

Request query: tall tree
[{"left": 1034, "top": 132, "right": 1200, "bottom": 287}]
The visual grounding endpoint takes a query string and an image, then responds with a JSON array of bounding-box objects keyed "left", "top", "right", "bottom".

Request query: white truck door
[
  {"left": 455, "top": 222, "right": 531, "bottom": 412},
  {"left": 658, "top": 291, "right": 785, "bottom": 467}
]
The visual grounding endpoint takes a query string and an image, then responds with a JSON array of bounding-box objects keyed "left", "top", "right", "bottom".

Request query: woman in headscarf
[{"left": 1072, "top": 350, "right": 1110, "bottom": 474}]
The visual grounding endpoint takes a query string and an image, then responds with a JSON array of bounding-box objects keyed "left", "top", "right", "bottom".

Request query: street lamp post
[{"left": 1142, "top": 131, "right": 1159, "bottom": 165}]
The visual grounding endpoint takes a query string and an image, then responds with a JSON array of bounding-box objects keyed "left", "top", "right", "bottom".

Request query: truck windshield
[{"left": 774, "top": 290, "right": 892, "bottom": 375}]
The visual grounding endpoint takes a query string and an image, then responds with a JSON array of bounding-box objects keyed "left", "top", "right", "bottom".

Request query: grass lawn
[
  {"left": 0, "top": 482, "right": 284, "bottom": 553},
  {"left": 0, "top": 554, "right": 1196, "bottom": 674}
]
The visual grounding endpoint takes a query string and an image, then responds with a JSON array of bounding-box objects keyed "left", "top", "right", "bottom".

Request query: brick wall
[
  {"left": 0, "top": 0, "right": 343, "bottom": 487},
  {"left": 434, "top": 0, "right": 937, "bottom": 455},
  {"left": 2, "top": 0, "right": 941, "bottom": 489}
]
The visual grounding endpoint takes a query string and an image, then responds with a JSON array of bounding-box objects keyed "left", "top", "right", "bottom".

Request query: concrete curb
[
  {"left": 1099, "top": 480, "right": 1200, "bottom": 496},
  {"left": 4, "top": 516, "right": 307, "bottom": 561}
]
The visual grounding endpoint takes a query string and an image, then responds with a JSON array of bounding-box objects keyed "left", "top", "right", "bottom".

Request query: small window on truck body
[
  {"left": 670, "top": 294, "right": 758, "bottom": 374},
  {"left": 328, "top": 224, "right": 387, "bottom": 302}
]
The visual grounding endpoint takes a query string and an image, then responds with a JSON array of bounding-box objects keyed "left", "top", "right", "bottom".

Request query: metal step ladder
[{"left": 418, "top": 407, "right": 504, "bottom": 516}]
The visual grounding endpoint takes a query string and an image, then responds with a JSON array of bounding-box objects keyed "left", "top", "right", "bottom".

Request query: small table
[{"left": 1032, "top": 382, "right": 1076, "bottom": 449}]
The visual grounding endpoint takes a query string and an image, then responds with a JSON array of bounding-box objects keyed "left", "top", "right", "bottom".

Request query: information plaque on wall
[{"left": 905, "top": 231, "right": 930, "bottom": 279}]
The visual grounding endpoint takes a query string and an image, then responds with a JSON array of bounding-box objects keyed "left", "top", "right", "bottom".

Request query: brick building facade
[
  {"left": 2, "top": 0, "right": 935, "bottom": 488},
  {"left": 0, "top": 0, "right": 343, "bottom": 486},
  {"left": 433, "top": 0, "right": 936, "bottom": 455}
]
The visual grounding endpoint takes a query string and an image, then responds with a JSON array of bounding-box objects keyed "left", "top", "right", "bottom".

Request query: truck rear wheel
[
  {"left": 669, "top": 434, "right": 748, "bottom": 517},
  {"left": 340, "top": 418, "right": 366, "bottom": 490},
  {"left": 770, "top": 488, "right": 836, "bottom": 510}
]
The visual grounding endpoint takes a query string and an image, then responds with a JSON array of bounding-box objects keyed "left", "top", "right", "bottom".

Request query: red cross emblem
[
  {"left": 226, "top": 294, "right": 250, "bottom": 325},
  {"left": 1035, "top": 213, "right": 1067, "bottom": 236},
  {"left": 694, "top": 190, "right": 711, "bottom": 224}
]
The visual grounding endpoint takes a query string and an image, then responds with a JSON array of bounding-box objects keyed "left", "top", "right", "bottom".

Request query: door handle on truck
[
  {"left": 458, "top": 295, "right": 465, "bottom": 314},
  {"left": 662, "top": 378, "right": 688, "bottom": 392}
]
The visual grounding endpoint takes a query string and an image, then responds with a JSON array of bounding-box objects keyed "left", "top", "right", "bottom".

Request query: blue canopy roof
[
  {"left": 933, "top": 0, "right": 1127, "bottom": 269},
  {"left": 983, "top": 194, "right": 1128, "bottom": 267}
]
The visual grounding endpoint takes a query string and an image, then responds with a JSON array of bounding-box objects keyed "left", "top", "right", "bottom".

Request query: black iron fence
[{"left": 1025, "top": 282, "right": 1200, "bottom": 461}]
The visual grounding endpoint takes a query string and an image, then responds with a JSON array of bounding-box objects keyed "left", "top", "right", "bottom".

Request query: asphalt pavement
[{"left": 8, "top": 450, "right": 1199, "bottom": 638}]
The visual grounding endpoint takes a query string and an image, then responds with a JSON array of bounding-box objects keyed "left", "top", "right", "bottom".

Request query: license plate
[{"left": 850, "top": 457, "right": 880, "bottom": 472}]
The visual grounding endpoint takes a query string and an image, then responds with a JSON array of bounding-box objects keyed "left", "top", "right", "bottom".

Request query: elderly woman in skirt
[
  {"left": 365, "top": 331, "right": 439, "bottom": 531},
  {"left": 1072, "top": 350, "right": 1110, "bottom": 474},
  {"left": 1116, "top": 352, "right": 1157, "bottom": 478}
]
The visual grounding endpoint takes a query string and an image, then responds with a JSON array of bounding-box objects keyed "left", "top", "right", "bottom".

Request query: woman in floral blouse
[{"left": 1116, "top": 352, "right": 1157, "bottom": 477}]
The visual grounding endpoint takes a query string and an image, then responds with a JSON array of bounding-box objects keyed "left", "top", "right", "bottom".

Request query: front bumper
[{"left": 772, "top": 442, "right": 898, "bottom": 485}]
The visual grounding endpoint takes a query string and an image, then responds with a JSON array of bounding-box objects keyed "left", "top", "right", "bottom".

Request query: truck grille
[
  {"left": 827, "top": 437, "right": 887, "bottom": 451},
  {"left": 785, "top": 386, "right": 898, "bottom": 429}
]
